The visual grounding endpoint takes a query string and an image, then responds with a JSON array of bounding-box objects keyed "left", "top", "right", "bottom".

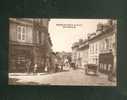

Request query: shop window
[
  {"left": 16, "top": 56, "right": 26, "bottom": 64},
  {"left": 108, "top": 64, "right": 112, "bottom": 71},
  {"left": 104, "top": 64, "right": 107, "bottom": 70},
  {"left": 101, "top": 64, "right": 103, "bottom": 69}
]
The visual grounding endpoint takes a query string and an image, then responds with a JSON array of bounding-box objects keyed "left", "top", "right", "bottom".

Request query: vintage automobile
[{"left": 85, "top": 64, "right": 98, "bottom": 75}]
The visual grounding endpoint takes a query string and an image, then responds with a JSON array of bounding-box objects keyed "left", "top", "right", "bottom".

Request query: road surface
[{"left": 9, "top": 68, "right": 116, "bottom": 86}]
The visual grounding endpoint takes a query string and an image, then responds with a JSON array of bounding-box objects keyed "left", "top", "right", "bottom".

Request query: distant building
[
  {"left": 72, "top": 39, "right": 89, "bottom": 68},
  {"left": 72, "top": 42, "right": 79, "bottom": 67},
  {"left": 78, "top": 40, "right": 89, "bottom": 68},
  {"left": 56, "top": 51, "right": 72, "bottom": 62},
  {"left": 9, "top": 18, "right": 52, "bottom": 72}
]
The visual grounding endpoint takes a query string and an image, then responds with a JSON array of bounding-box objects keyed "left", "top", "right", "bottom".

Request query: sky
[{"left": 48, "top": 19, "right": 108, "bottom": 52}]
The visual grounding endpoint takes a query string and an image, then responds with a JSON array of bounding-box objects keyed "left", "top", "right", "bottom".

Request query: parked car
[{"left": 85, "top": 64, "right": 98, "bottom": 75}]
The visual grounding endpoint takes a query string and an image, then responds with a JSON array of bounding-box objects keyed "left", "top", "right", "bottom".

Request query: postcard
[{"left": 8, "top": 18, "right": 117, "bottom": 86}]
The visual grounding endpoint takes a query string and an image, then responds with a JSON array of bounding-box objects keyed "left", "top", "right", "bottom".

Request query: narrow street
[
  {"left": 9, "top": 68, "right": 116, "bottom": 86},
  {"left": 9, "top": 19, "right": 117, "bottom": 86}
]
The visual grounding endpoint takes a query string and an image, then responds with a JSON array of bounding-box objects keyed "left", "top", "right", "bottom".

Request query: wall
[
  {"left": 79, "top": 48, "right": 89, "bottom": 67},
  {"left": 9, "top": 22, "right": 17, "bottom": 41},
  {"left": 88, "top": 31, "right": 114, "bottom": 65},
  {"left": 88, "top": 41, "right": 99, "bottom": 65}
]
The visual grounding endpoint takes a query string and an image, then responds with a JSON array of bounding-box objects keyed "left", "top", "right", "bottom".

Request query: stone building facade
[
  {"left": 9, "top": 18, "right": 52, "bottom": 73},
  {"left": 72, "top": 19, "right": 117, "bottom": 75}
]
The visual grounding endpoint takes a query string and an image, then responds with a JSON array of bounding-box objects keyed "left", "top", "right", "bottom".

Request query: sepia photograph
[{"left": 8, "top": 18, "right": 117, "bottom": 86}]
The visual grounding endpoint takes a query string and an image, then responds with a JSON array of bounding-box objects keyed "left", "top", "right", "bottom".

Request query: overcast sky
[{"left": 48, "top": 19, "right": 108, "bottom": 52}]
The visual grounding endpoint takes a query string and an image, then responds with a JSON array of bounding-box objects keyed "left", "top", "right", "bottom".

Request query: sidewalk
[
  {"left": 9, "top": 72, "right": 47, "bottom": 76},
  {"left": 8, "top": 69, "right": 117, "bottom": 86},
  {"left": 9, "top": 67, "right": 72, "bottom": 76},
  {"left": 97, "top": 72, "right": 117, "bottom": 84}
]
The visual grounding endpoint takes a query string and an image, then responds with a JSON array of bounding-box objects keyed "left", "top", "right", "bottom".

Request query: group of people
[
  {"left": 53, "top": 57, "right": 67, "bottom": 72},
  {"left": 25, "top": 56, "right": 76, "bottom": 74},
  {"left": 25, "top": 58, "right": 53, "bottom": 74},
  {"left": 54, "top": 57, "right": 77, "bottom": 72}
]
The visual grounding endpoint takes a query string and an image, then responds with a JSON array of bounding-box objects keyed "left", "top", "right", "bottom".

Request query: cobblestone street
[{"left": 9, "top": 68, "right": 116, "bottom": 86}]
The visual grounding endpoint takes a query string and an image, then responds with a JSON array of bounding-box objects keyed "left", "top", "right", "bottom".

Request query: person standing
[
  {"left": 60, "top": 58, "right": 64, "bottom": 71},
  {"left": 33, "top": 63, "right": 38, "bottom": 75},
  {"left": 45, "top": 57, "right": 50, "bottom": 72},
  {"left": 54, "top": 58, "right": 59, "bottom": 72},
  {"left": 26, "top": 59, "right": 31, "bottom": 74},
  {"left": 108, "top": 64, "right": 114, "bottom": 81}
]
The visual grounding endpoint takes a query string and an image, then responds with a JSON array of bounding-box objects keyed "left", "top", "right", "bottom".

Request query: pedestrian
[
  {"left": 26, "top": 59, "right": 31, "bottom": 74},
  {"left": 60, "top": 59, "right": 64, "bottom": 71},
  {"left": 45, "top": 57, "right": 50, "bottom": 72},
  {"left": 51, "top": 52, "right": 56, "bottom": 72},
  {"left": 41, "top": 59, "right": 45, "bottom": 72},
  {"left": 33, "top": 63, "right": 38, "bottom": 75},
  {"left": 54, "top": 58, "right": 59, "bottom": 72},
  {"left": 108, "top": 64, "right": 113, "bottom": 81}
]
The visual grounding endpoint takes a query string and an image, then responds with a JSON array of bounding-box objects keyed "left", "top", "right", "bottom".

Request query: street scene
[{"left": 9, "top": 18, "right": 117, "bottom": 86}]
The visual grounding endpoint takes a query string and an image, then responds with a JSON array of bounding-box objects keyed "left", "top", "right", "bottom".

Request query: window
[
  {"left": 93, "top": 44, "right": 94, "bottom": 54},
  {"left": 105, "top": 38, "right": 110, "bottom": 49},
  {"left": 96, "top": 43, "right": 98, "bottom": 53},
  {"left": 17, "top": 25, "right": 26, "bottom": 41},
  {"left": 102, "top": 41, "right": 105, "bottom": 50},
  {"left": 17, "top": 56, "right": 25, "bottom": 64},
  {"left": 36, "top": 30, "right": 39, "bottom": 43},
  {"left": 17, "top": 26, "right": 21, "bottom": 40},
  {"left": 90, "top": 44, "right": 92, "bottom": 54},
  {"left": 109, "top": 37, "right": 112, "bottom": 49},
  {"left": 22, "top": 27, "right": 25, "bottom": 40},
  {"left": 36, "top": 30, "right": 41, "bottom": 44}
]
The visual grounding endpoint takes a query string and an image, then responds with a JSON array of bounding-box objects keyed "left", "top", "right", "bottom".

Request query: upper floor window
[
  {"left": 93, "top": 44, "right": 94, "bottom": 54},
  {"left": 36, "top": 30, "right": 42, "bottom": 44},
  {"left": 17, "top": 25, "right": 26, "bottom": 42},
  {"left": 96, "top": 43, "right": 98, "bottom": 53},
  {"left": 36, "top": 30, "right": 39, "bottom": 43}
]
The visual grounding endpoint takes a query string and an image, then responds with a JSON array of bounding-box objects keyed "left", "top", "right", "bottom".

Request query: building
[
  {"left": 9, "top": 18, "right": 52, "bottom": 73},
  {"left": 72, "top": 39, "right": 89, "bottom": 68},
  {"left": 88, "top": 20, "right": 117, "bottom": 75},
  {"left": 88, "top": 32, "right": 99, "bottom": 65},
  {"left": 78, "top": 40, "right": 89, "bottom": 68},
  {"left": 32, "top": 18, "right": 53, "bottom": 72},
  {"left": 71, "top": 19, "right": 117, "bottom": 75},
  {"left": 72, "top": 42, "right": 79, "bottom": 67}
]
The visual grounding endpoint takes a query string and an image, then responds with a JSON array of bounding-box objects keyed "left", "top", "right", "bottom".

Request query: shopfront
[
  {"left": 9, "top": 44, "right": 33, "bottom": 72},
  {"left": 99, "top": 52, "right": 114, "bottom": 74}
]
